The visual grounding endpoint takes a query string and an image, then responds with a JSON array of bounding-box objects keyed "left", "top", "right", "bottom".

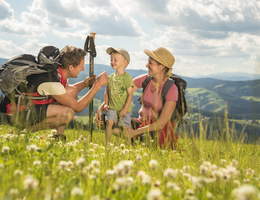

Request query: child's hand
[
  {"left": 95, "top": 110, "right": 104, "bottom": 129},
  {"left": 119, "top": 109, "right": 127, "bottom": 118},
  {"left": 103, "top": 104, "right": 109, "bottom": 111}
]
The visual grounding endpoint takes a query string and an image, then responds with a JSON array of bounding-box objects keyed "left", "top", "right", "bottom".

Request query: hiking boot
[{"left": 51, "top": 134, "right": 67, "bottom": 142}]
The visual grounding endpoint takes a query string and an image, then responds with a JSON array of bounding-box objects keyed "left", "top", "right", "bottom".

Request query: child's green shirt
[{"left": 108, "top": 72, "right": 133, "bottom": 112}]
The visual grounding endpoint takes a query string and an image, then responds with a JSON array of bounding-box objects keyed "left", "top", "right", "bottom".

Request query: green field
[{"left": 0, "top": 125, "right": 259, "bottom": 200}]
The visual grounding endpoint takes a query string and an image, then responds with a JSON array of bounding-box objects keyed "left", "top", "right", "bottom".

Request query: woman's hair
[
  {"left": 163, "top": 67, "right": 173, "bottom": 77},
  {"left": 151, "top": 57, "right": 173, "bottom": 77},
  {"left": 59, "top": 45, "right": 86, "bottom": 69}
]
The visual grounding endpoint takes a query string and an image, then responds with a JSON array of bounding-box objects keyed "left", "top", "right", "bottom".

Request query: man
[{"left": 1, "top": 45, "right": 108, "bottom": 139}]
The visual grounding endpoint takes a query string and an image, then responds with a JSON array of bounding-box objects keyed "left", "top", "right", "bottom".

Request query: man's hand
[{"left": 84, "top": 75, "right": 96, "bottom": 87}]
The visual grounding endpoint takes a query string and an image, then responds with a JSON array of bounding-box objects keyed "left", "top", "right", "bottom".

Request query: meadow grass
[{"left": 0, "top": 124, "right": 259, "bottom": 200}]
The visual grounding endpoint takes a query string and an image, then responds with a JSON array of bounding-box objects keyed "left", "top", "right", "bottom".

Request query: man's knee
[{"left": 58, "top": 107, "right": 75, "bottom": 124}]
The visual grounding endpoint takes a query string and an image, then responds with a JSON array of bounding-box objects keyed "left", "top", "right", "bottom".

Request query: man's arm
[
  {"left": 66, "top": 75, "right": 96, "bottom": 97},
  {"left": 52, "top": 72, "right": 107, "bottom": 113}
]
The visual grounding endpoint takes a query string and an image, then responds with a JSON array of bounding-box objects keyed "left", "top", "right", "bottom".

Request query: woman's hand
[{"left": 124, "top": 128, "right": 135, "bottom": 139}]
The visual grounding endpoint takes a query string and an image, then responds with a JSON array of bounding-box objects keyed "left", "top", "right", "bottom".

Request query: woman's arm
[{"left": 128, "top": 101, "right": 176, "bottom": 138}]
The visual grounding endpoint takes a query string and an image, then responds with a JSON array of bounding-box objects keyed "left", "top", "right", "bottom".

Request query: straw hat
[
  {"left": 144, "top": 47, "right": 175, "bottom": 68},
  {"left": 106, "top": 47, "right": 130, "bottom": 64}
]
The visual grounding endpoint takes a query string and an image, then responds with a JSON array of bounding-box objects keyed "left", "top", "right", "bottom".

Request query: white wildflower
[
  {"left": 147, "top": 188, "right": 162, "bottom": 200},
  {"left": 233, "top": 180, "right": 241, "bottom": 186},
  {"left": 2, "top": 146, "right": 10, "bottom": 153},
  {"left": 76, "top": 157, "right": 85, "bottom": 166},
  {"left": 220, "top": 159, "right": 227, "bottom": 165},
  {"left": 71, "top": 187, "right": 83, "bottom": 196},
  {"left": 245, "top": 168, "right": 255, "bottom": 177},
  {"left": 206, "top": 191, "right": 214, "bottom": 199},
  {"left": 23, "top": 175, "right": 39, "bottom": 190},
  {"left": 136, "top": 155, "right": 142, "bottom": 161},
  {"left": 90, "top": 195, "right": 100, "bottom": 200},
  {"left": 231, "top": 159, "right": 239, "bottom": 167},
  {"left": 113, "top": 176, "right": 134, "bottom": 191},
  {"left": 185, "top": 188, "right": 195, "bottom": 196},
  {"left": 120, "top": 143, "right": 125, "bottom": 149},
  {"left": 26, "top": 144, "right": 41, "bottom": 152},
  {"left": 90, "top": 160, "right": 100, "bottom": 168},
  {"left": 14, "top": 169, "right": 23, "bottom": 176},
  {"left": 149, "top": 160, "right": 158, "bottom": 169},
  {"left": 164, "top": 168, "right": 178, "bottom": 179},
  {"left": 9, "top": 188, "right": 19, "bottom": 196},
  {"left": 33, "top": 160, "right": 41, "bottom": 166},
  {"left": 166, "top": 182, "right": 181, "bottom": 191},
  {"left": 106, "top": 169, "right": 116, "bottom": 177},
  {"left": 232, "top": 185, "right": 259, "bottom": 200},
  {"left": 114, "top": 160, "right": 133, "bottom": 176},
  {"left": 137, "top": 171, "right": 151, "bottom": 185}
]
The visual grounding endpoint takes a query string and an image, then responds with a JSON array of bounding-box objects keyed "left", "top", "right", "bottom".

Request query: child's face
[{"left": 110, "top": 53, "right": 128, "bottom": 71}]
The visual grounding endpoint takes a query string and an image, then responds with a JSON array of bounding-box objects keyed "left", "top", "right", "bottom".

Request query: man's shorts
[
  {"left": 104, "top": 109, "right": 131, "bottom": 128},
  {"left": 17, "top": 104, "right": 49, "bottom": 127}
]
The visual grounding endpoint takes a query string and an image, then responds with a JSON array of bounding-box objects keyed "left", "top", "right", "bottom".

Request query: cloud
[
  {"left": 0, "top": 40, "right": 25, "bottom": 58},
  {"left": 30, "top": 0, "right": 140, "bottom": 37},
  {"left": 0, "top": 1, "right": 13, "bottom": 20},
  {"left": 131, "top": 0, "right": 260, "bottom": 38}
]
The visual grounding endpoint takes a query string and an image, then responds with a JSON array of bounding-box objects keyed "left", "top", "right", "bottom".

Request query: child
[{"left": 97, "top": 47, "right": 133, "bottom": 144}]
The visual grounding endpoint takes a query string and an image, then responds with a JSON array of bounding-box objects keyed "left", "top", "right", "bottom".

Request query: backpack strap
[
  {"left": 161, "top": 79, "right": 175, "bottom": 104},
  {"left": 141, "top": 76, "right": 153, "bottom": 92}
]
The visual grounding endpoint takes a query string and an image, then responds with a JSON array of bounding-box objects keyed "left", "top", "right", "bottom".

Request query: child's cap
[{"left": 106, "top": 47, "right": 130, "bottom": 64}]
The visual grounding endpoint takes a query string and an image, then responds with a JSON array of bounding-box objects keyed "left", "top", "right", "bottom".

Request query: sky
[{"left": 0, "top": 0, "right": 260, "bottom": 77}]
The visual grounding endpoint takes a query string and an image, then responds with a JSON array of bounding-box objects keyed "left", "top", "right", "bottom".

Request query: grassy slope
[{"left": 0, "top": 125, "right": 259, "bottom": 200}]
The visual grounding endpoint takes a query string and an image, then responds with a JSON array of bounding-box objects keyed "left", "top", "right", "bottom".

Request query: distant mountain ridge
[
  {"left": 195, "top": 72, "right": 260, "bottom": 81},
  {"left": 1, "top": 58, "right": 260, "bottom": 120}
]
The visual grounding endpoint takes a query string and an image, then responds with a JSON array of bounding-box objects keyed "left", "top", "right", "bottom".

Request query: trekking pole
[{"left": 84, "top": 32, "right": 97, "bottom": 142}]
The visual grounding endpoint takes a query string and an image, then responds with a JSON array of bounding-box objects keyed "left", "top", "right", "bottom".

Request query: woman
[{"left": 126, "top": 47, "right": 178, "bottom": 148}]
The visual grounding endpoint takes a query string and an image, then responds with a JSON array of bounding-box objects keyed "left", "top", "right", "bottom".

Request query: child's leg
[
  {"left": 105, "top": 110, "right": 118, "bottom": 144},
  {"left": 106, "top": 119, "right": 114, "bottom": 144}
]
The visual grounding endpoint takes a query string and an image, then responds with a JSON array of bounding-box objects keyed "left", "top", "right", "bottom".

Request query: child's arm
[
  {"left": 119, "top": 83, "right": 136, "bottom": 118},
  {"left": 103, "top": 87, "right": 109, "bottom": 110}
]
